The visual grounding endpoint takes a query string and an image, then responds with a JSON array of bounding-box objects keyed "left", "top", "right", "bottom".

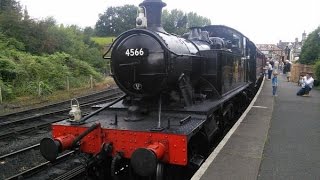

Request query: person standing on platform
[
  {"left": 285, "top": 60, "right": 291, "bottom": 82},
  {"left": 267, "top": 62, "right": 273, "bottom": 80},
  {"left": 272, "top": 71, "right": 278, "bottom": 96},
  {"left": 263, "top": 63, "right": 269, "bottom": 78},
  {"left": 283, "top": 61, "right": 287, "bottom": 74},
  {"left": 279, "top": 60, "right": 284, "bottom": 74},
  {"left": 274, "top": 59, "right": 279, "bottom": 72},
  {"left": 270, "top": 59, "right": 274, "bottom": 68}
]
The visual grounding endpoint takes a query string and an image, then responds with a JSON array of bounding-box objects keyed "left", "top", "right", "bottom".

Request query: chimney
[
  {"left": 302, "top": 31, "right": 307, "bottom": 41},
  {"left": 139, "top": 0, "right": 166, "bottom": 32}
]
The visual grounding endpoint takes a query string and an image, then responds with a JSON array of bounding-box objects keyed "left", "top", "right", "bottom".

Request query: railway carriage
[{"left": 40, "top": 0, "right": 266, "bottom": 179}]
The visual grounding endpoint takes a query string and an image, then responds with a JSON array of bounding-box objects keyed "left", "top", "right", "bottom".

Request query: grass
[
  {"left": 0, "top": 77, "right": 115, "bottom": 115},
  {"left": 91, "top": 37, "right": 116, "bottom": 46}
]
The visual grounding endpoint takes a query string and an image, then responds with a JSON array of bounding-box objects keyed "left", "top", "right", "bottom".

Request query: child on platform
[{"left": 272, "top": 71, "right": 278, "bottom": 96}]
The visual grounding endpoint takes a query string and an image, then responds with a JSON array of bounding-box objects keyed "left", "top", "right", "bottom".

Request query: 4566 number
[{"left": 125, "top": 48, "right": 147, "bottom": 57}]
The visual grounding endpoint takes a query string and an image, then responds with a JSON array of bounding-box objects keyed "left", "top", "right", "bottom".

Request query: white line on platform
[
  {"left": 191, "top": 78, "right": 265, "bottom": 180},
  {"left": 252, "top": 106, "right": 268, "bottom": 109}
]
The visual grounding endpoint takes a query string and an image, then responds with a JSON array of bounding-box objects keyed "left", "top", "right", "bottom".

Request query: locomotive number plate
[{"left": 125, "top": 48, "right": 149, "bottom": 57}]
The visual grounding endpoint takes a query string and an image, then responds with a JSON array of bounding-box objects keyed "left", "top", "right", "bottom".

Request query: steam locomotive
[{"left": 40, "top": 0, "right": 266, "bottom": 179}]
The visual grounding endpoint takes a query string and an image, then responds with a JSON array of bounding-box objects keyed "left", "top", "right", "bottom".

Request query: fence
[
  {"left": 0, "top": 75, "right": 102, "bottom": 104},
  {"left": 290, "top": 63, "right": 314, "bottom": 83}
]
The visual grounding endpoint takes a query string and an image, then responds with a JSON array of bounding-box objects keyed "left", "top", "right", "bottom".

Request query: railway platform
[{"left": 192, "top": 74, "right": 320, "bottom": 180}]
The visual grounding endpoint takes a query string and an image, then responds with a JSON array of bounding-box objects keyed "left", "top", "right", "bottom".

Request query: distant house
[
  {"left": 277, "top": 31, "right": 307, "bottom": 62},
  {"left": 256, "top": 44, "right": 283, "bottom": 61},
  {"left": 257, "top": 31, "right": 307, "bottom": 62}
]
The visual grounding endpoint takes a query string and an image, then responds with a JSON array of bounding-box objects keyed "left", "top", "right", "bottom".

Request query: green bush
[
  {"left": 24, "top": 81, "right": 53, "bottom": 96},
  {"left": 314, "top": 60, "right": 320, "bottom": 83},
  {"left": 0, "top": 82, "right": 15, "bottom": 100},
  {"left": 0, "top": 1, "right": 107, "bottom": 101},
  {"left": 0, "top": 50, "right": 104, "bottom": 100},
  {"left": 91, "top": 37, "right": 115, "bottom": 46},
  {"left": 0, "top": 58, "right": 17, "bottom": 82}
]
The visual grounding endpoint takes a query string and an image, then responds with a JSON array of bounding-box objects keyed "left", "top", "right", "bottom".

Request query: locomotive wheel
[
  {"left": 111, "top": 153, "right": 129, "bottom": 179},
  {"left": 155, "top": 163, "right": 164, "bottom": 180},
  {"left": 163, "top": 164, "right": 185, "bottom": 180},
  {"left": 246, "top": 89, "right": 254, "bottom": 102},
  {"left": 188, "top": 131, "right": 209, "bottom": 169},
  {"left": 239, "top": 91, "right": 249, "bottom": 112},
  {"left": 217, "top": 113, "right": 225, "bottom": 131},
  {"left": 111, "top": 155, "right": 121, "bottom": 180}
]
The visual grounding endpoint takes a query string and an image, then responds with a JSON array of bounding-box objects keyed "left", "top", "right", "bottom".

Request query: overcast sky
[{"left": 18, "top": 0, "right": 320, "bottom": 44}]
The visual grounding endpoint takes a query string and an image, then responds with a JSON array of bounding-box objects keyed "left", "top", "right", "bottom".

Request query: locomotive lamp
[
  {"left": 140, "top": 0, "right": 166, "bottom": 32},
  {"left": 69, "top": 98, "right": 82, "bottom": 121},
  {"left": 136, "top": 7, "right": 147, "bottom": 28}
]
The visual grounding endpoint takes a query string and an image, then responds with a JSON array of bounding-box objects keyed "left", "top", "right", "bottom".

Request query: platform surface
[{"left": 192, "top": 74, "right": 320, "bottom": 180}]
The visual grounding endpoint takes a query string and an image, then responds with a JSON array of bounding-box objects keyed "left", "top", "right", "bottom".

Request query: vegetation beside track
[
  {"left": 0, "top": 77, "right": 115, "bottom": 115},
  {"left": 91, "top": 37, "right": 115, "bottom": 46}
]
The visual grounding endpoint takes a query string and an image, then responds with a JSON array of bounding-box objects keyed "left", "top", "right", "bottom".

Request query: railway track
[
  {"left": 0, "top": 88, "right": 123, "bottom": 179},
  {"left": 0, "top": 88, "right": 123, "bottom": 141},
  {"left": 3, "top": 151, "right": 78, "bottom": 180},
  {"left": 52, "top": 165, "right": 86, "bottom": 180},
  {"left": 0, "top": 144, "right": 40, "bottom": 160},
  {"left": 0, "top": 138, "right": 86, "bottom": 180},
  {"left": 0, "top": 95, "right": 121, "bottom": 140},
  {"left": 0, "top": 143, "right": 45, "bottom": 179},
  {"left": 0, "top": 87, "right": 122, "bottom": 125}
]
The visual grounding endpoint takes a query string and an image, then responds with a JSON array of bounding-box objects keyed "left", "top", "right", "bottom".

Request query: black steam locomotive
[{"left": 40, "top": 0, "right": 266, "bottom": 179}]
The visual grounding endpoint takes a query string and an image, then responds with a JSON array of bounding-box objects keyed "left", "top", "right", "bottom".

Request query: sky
[{"left": 18, "top": 0, "right": 320, "bottom": 44}]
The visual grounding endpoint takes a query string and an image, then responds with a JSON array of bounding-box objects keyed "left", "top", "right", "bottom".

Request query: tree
[
  {"left": 95, "top": 5, "right": 211, "bottom": 36},
  {"left": 314, "top": 60, "right": 320, "bottom": 81},
  {"left": 0, "top": 0, "right": 21, "bottom": 14},
  {"left": 187, "top": 12, "right": 211, "bottom": 27},
  {"left": 162, "top": 10, "right": 211, "bottom": 35},
  {"left": 299, "top": 26, "right": 320, "bottom": 65},
  {"left": 95, "top": 5, "right": 137, "bottom": 36},
  {"left": 162, "top": 9, "right": 187, "bottom": 35},
  {"left": 0, "top": 0, "right": 23, "bottom": 38}
]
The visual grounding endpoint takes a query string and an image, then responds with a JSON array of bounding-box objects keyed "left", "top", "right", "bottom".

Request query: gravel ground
[
  {"left": 0, "top": 131, "right": 51, "bottom": 179},
  {"left": 0, "top": 130, "right": 50, "bottom": 156},
  {"left": 0, "top": 146, "right": 46, "bottom": 179}
]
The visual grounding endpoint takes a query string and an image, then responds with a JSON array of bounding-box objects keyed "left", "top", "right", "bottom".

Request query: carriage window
[{"left": 243, "top": 37, "right": 247, "bottom": 56}]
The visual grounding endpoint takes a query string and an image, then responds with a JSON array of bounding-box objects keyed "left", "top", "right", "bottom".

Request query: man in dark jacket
[{"left": 285, "top": 60, "right": 291, "bottom": 82}]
